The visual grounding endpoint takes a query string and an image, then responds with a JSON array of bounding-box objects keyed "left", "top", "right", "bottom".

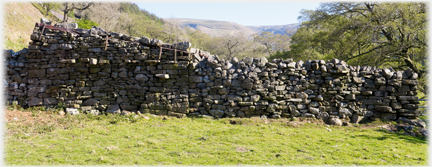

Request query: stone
[
  {"left": 106, "top": 104, "right": 121, "bottom": 114},
  {"left": 241, "top": 82, "right": 253, "bottom": 90},
  {"left": 296, "top": 92, "right": 308, "bottom": 99},
  {"left": 189, "top": 76, "right": 203, "bottom": 83},
  {"left": 82, "top": 98, "right": 99, "bottom": 106},
  {"left": 243, "top": 57, "right": 253, "bottom": 65},
  {"left": 27, "top": 97, "right": 43, "bottom": 106},
  {"left": 391, "top": 102, "right": 402, "bottom": 109},
  {"left": 209, "top": 109, "right": 224, "bottom": 118},
  {"left": 338, "top": 108, "right": 353, "bottom": 117},
  {"left": 266, "top": 103, "right": 278, "bottom": 112},
  {"left": 375, "top": 106, "right": 394, "bottom": 113},
  {"left": 119, "top": 71, "right": 128, "bottom": 78},
  {"left": 89, "top": 58, "right": 98, "bottom": 65},
  {"left": 89, "top": 48, "right": 101, "bottom": 53},
  {"left": 351, "top": 114, "right": 364, "bottom": 124},
  {"left": 286, "top": 98, "right": 303, "bottom": 102},
  {"left": 309, "top": 107, "right": 320, "bottom": 114},
  {"left": 65, "top": 108, "right": 80, "bottom": 115},
  {"left": 43, "top": 97, "right": 57, "bottom": 105},
  {"left": 251, "top": 95, "right": 260, "bottom": 102},
  {"left": 57, "top": 23, "right": 78, "bottom": 29},
  {"left": 352, "top": 77, "right": 365, "bottom": 83},
  {"left": 287, "top": 62, "right": 296, "bottom": 68},
  {"left": 135, "top": 74, "right": 149, "bottom": 81},
  {"left": 140, "top": 36, "right": 151, "bottom": 44},
  {"left": 28, "top": 70, "right": 46, "bottom": 78},
  {"left": 381, "top": 113, "right": 397, "bottom": 121},
  {"left": 301, "top": 112, "right": 315, "bottom": 118},
  {"left": 155, "top": 74, "right": 169, "bottom": 79},
  {"left": 238, "top": 102, "right": 254, "bottom": 106},
  {"left": 172, "top": 41, "right": 191, "bottom": 50},
  {"left": 329, "top": 118, "right": 343, "bottom": 126},
  {"left": 168, "top": 111, "right": 186, "bottom": 118},
  {"left": 60, "top": 44, "right": 73, "bottom": 50},
  {"left": 289, "top": 105, "right": 301, "bottom": 117},
  {"left": 227, "top": 95, "right": 242, "bottom": 102},
  {"left": 397, "top": 117, "right": 427, "bottom": 128},
  {"left": 218, "top": 88, "right": 230, "bottom": 95},
  {"left": 28, "top": 86, "right": 45, "bottom": 96}
]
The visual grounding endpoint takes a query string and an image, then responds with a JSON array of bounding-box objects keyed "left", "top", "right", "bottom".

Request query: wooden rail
[{"left": 35, "top": 23, "right": 81, "bottom": 36}]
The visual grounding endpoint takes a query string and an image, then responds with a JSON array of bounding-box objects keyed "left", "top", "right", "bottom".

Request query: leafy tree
[
  {"left": 289, "top": 2, "right": 427, "bottom": 77},
  {"left": 40, "top": 2, "right": 59, "bottom": 16}
]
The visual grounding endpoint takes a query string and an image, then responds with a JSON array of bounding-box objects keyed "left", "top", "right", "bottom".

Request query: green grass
[{"left": 5, "top": 109, "right": 427, "bottom": 166}]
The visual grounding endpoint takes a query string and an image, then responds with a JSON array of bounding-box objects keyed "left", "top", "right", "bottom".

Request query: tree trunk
[
  {"left": 404, "top": 56, "right": 424, "bottom": 78},
  {"left": 63, "top": 11, "right": 68, "bottom": 23}
]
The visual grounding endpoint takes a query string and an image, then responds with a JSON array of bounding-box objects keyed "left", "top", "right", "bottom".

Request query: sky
[{"left": 134, "top": 1, "right": 321, "bottom": 26}]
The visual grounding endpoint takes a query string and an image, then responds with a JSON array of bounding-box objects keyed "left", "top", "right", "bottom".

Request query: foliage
[
  {"left": 119, "top": 2, "right": 164, "bottom": 24},
  {"left": 76, "top": 18, "right": 99, "bottom": 29},
  {"left": 273, "top": 2, "right": 427, "bottom": 92},
  {"left": 40, "top": 2, "right": 60, "bottom": 16},
  {"left": 290, "top": 2, "right": 426, "bottom": 72},
  {"left": 253, "top": 31, "right": 291, "bottom": 56},
  {"left": 5, "top": 108, "right": 427, "bottom": 165}
]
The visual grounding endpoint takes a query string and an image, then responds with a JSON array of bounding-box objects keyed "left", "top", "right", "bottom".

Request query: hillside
[
  {"left": 166, "top": 18, "right": 300, "bottom": 37},
  {"left": 248, "top": 23, "right": 301, "bottom": 36},
  {"left": 4, "top": 2, "right": 44, "bottom": 51},
  {"left": 165, "top": 18, "right": 256, "bottom": 37},
  {"left": 3, "top": 2, "right": 169, "bottom": 51}
]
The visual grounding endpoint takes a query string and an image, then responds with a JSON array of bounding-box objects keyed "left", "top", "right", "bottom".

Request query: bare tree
[
  {"left": 119, "top": 13, "right": 135, "bottom": 36},
  {"left": 163, "top": 19, "right": 186, "bottom": 43},
  {"left": 223, "top": 31, "right": 248, "bottom": 60},
  {"left": 81, "top": 3, "right": 121, "bottom": 32},
  {"left": 61, "top": 2, "right": 93, "bottom": 23},
  {"left": 253, "top": 31, "right": 291, "bottom": 56}
]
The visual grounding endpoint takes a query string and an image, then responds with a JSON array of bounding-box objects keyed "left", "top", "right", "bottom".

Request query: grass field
[{"left": 4, "top": 106, "right": 428, "bottom": 166}]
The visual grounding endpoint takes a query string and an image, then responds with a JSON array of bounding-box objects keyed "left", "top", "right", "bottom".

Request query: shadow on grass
[{"left": 353, "top": 130, "right": 427, "bottom": 144}]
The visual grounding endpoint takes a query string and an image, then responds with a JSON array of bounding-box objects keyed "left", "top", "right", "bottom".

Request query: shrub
[{"left": 77, "top": 19, "right": 99, "bottom": 29}]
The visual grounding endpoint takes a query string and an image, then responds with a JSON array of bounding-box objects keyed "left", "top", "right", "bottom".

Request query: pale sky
[{"left": 134, "top": 1, "right": 321, "bottom": 26}]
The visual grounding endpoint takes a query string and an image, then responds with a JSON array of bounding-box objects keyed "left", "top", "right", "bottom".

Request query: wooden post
[
  {"left": 174, "top": 49, "right": 177, "bottom": 63},
  {"left": 105, "top": 36, "right": 108, "bottom": 51},
  {"left": 158, "top": 47, "right": 162, "bottom": 60},
  {"left": 39, "top": 24, "right": 46, "bottom": 41}
]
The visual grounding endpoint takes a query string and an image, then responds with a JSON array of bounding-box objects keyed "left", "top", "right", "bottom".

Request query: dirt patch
[
  {"left": 5, "top": 109, "right": 62, "bottom": 125},
  {"left": 236, "top": 147, "right": 249, "bottom": 152},
  {"left": 5, "top": 109, "right": 66, "bottom": 136}
]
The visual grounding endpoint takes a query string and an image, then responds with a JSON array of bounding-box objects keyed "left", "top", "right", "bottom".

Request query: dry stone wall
[{"left": 4, "top": 23, "right": 421, "bottom": 124}]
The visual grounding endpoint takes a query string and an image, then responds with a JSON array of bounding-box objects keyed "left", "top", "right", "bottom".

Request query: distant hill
[
  {"left": 247, "top": 23, "right": 301, "bottom": 37},
  {"left": 165, "top": 18, "right": 301, "bottom": 37},
  {"left": 165, "top": 18, "right": 256, "bottom": 37}
]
